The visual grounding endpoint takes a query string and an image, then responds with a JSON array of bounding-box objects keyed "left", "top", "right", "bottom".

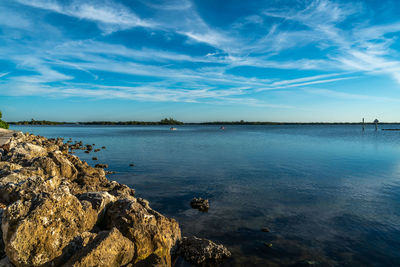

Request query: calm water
[{"left": 10, "top": 125, "right": 400, "bottom": 266}]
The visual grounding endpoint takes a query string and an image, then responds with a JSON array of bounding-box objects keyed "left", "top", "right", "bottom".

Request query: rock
[
  {"left": 131, "top": 253, "right": 167, "bottom": 266},
  {"left": 84, "top": 151, "right": 90, "bottom": 153},
  {"left": 64, "top": 228, "right": 135, "bottom": 267},
  {"left": 0, "top": 209, "right": 5, "bottom": 259},
  {"left": 261, "top": 227, "right": 270, "bottom": 232},
  {"left": 0, "top": 175, "right": 62, "bottom": 204},
  {"left": 92, "top": 157, "right": 98, "bottom": 160},
  {"left": 177, "top": 236, "right": 231, "bottom": 265},
  {"left": 94, "top": 149, "right": 100, "bottom": 152},
  {"left": 2, "top": 189, "right": 97, "bottom": 266},
  {"left": 77, "top": 191, "right": 116, "bottom": 226},
  {"left": 129, "top": 163, "right": 135, "bottom": 167},
  {"left": 7, "top": 142, "right": 47, "bottom": 162},
  {"left": 48, "top": 151, "right": 79, "bottom": 180},
  {"left": 0, "top": 132, "right": 184, "bottom": 267},
  {"left": 263, "top": 242, "right": 272, "bottom": 248},
  {"left": 0, "top": 256, "right": 13, "bottom": 267},
  {"left": 190, "top": 198, "right": 209, "bottom": 212},
  {"left": 105, "top": 198, "right": 181, "bottom": 265},
  {"left": 95, "top": 164, "right": 108, "bottom": 169}
]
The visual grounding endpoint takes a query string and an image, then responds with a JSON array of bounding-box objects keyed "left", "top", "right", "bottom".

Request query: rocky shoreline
[{"left": 0, "top": 131, "right": 230, "bottom": 266}]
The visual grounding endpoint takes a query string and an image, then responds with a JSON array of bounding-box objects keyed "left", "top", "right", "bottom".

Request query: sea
[{"left": 10, "top": 124, "right": 400, "bottom": 266}]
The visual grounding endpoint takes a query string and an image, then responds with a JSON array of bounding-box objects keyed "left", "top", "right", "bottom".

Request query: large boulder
[
  {"left": 77, "top": 191, "right": 116, "bottom": 227},
  {"left": 105, "top": 199, "right": 181, "bottom": 265},
  {"left": 2, "top": 188, "right": 98, "bottom": 266},
  {"left": 64, "top": 228, "right": 135, "bottom": 267},
  {"left": 177, "top": 236, "right": 231, "bottom": 266},
  {"left": 0, "top": 175, "right": 61, "bottom": 204},
  {"left": 6, "top": 142, "right": 47, "bottom": 162},
  {"left": 48, "top": 151, "right": 78, "bottom": 180}
]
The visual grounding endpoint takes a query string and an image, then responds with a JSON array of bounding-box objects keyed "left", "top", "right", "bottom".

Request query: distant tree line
[
  {"left": 10, "top": 119, "right": 66, "bottom": 125},
  {"left": 0, "top": 111, "right": 9, "bottom": 129},
  {"left": 7, "top": 117, "right": 399, "bottom": 126},
  {"left": 10, "top": 118, "right": 184, "bottom": 125}
]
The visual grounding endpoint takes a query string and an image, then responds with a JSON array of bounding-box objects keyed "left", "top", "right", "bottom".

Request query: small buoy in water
[
  {"left": 170, "top": 127, "right": 177, "bottom": 131},
  {"left": 129, "top": 163, "right": 135, "bottom": 167}
]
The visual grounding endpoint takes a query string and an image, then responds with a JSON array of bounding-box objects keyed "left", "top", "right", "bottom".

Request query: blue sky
[{"left": 1, "top": 0, "right": 400, "bottom": 122}]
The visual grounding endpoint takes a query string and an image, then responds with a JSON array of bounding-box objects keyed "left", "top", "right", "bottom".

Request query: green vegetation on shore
[
  {"left": 11, "top": 119, "right": 66, "bottom": 125},
  {"left": 9, "top": 120, "right": 400, "bottom": 126},
  {"left": 0, "top": 111, "right": 9, "bottom": 129},
  {"left": 10, "top": 118, "right": 184, "bottom": 126}
]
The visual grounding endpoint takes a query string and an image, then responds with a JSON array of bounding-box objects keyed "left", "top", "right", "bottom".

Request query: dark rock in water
[
  {"left": 94, "top": 149, "right": 100, "bottom": 152},
  {"left": 105, "top": 171, "right": 116, "bottom": 175},
  {"left": 190, "top": 198, "right": 209, "bottom": 212},
  {"left": 177, "top": 236, "right": 231, "bottom": 265},
  {"left": 263, "top": 242, "right": 272, "bottom": 248},
  {"left": 95, "top": 164, "right": 108, "bottom": 169},
  {"left": 129, "top": 163, "right": 134, "bottom": 167},
  {"left": 92, "top": 157, "right": 98, "bottom": 161},
  {"left": 84, "top": 150, "right": 90, "bottom": 154},
  {"left": 292, "top": 260, "right": 319, "bottom": 266},
  {"left": 102, "top": 146, "right": 106, "bottom": 149},
  {"left": 261, "top": 227, "right": 270, "bottom": 232}
]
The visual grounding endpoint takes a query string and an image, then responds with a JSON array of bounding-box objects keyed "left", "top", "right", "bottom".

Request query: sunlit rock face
[{"left": 0, "top": 132, "right": 182, "bottom": 266}]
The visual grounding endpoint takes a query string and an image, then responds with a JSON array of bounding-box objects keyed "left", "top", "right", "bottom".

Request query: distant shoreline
[{"left": 8, "top": 121, "right": 400, "bottom": 126}]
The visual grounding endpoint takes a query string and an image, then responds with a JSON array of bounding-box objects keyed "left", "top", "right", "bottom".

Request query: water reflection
[{"left": 11, "top": 124, "right": 400, "bottom": 266}]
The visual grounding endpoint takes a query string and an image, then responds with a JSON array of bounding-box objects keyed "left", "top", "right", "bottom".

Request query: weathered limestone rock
[
  {"left": 177, "top": 236, "right": 231, "bottom": 265},
  {"left": 48, "top": 151, "right": 78, "bottom": 180},
  {"left": 0, "top": 175, "right": 61, "bottom": 204},
  {"left": 7, "top": 142, "right": 47, "bottom": 162},
  {"left": 0, "top": 132, "right": 229, "bottom": 267},
  {"left": 64, "top": 228, "right": 135, "bottom": 267},
  {"left": 0, "top": 208, "right": 4, "bottom": 259},
  {"left": 78, "top": 191, "right": 116, "bottom": 226},
  {"left": 2, "top": 188, "right": 97, "bottom": 266},
  {"left": 106, "top": 199, "right": 181, "bottom": 265}
]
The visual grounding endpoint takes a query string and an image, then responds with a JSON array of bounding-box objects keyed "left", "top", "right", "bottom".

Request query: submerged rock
[
  {"left": 190, "top": 198, "right": 209, "bottom": 212},
  {"left": 177, "top": 236, "right": 231, "bottom": 266}
]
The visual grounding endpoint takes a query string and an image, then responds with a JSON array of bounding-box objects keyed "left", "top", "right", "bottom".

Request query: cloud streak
[{"left": 0, "top": 0, "right": 399, "bottom": 110}]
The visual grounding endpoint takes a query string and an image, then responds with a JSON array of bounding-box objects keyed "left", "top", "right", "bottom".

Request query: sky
[{"left": 1, "top": 0, "right": 400, "bottom": 122}]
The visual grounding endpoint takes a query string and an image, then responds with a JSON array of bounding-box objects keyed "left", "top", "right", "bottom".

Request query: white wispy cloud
[
  {"left": 0, "top": 73, "right": 9, "bottom": 78},
  {"left": 15, "top": 0, "right": 155, "bottom": 33},
  {"left": 304, "top": 88, "right": 400, "bottom": 102},
  {"left": 1, "top": 0, "right": 399, "bottom": 108}
]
